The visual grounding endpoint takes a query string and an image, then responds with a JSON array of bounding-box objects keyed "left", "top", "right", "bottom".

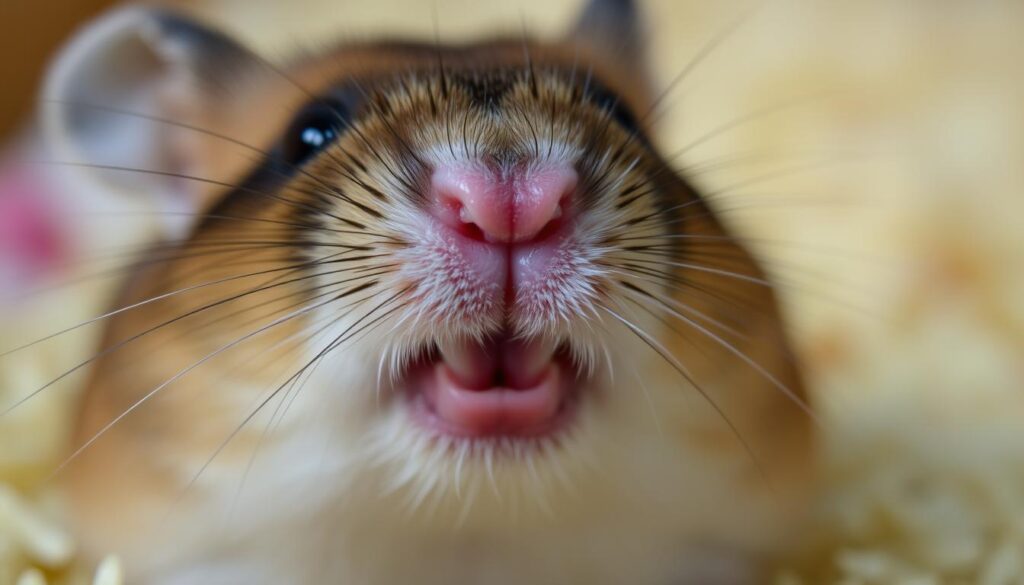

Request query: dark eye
[{"left": 282, "top": 100, "right": 349, "bottom": 165}]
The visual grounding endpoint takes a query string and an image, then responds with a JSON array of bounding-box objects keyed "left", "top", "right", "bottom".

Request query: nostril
[
  {"left": 511, "top": 167, "right": 577, "bottom": 243},
  {"left": 458, "top": 219, "right": 486, "bottom": 241},
  {"left": 552, "top": 190, "right": 573, "bottom": 221},
  {"left": 431, "top": 164, "right": 513, "bottom": 242},
  {"left": 430, "top": 163, "right": 577, "bottom": 244},
  {"left": 440, "top": 196, "right": 487, "bottom": 241}
]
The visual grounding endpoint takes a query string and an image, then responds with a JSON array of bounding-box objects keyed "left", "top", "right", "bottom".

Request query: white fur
[{"left": 136, "top": 315, "right": 782, "bottom": 585}]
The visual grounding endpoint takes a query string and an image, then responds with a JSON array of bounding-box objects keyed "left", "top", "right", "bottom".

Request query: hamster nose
[{"left": 431, "top": 163, "right": 577, "bottom": 243}]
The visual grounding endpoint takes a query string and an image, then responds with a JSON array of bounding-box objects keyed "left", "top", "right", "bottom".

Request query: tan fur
[{"left": 62, "top": 10, "right": 814, "bottom": 584}]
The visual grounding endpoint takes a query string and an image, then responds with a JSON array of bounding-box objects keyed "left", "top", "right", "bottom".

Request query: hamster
[{"left": 39, "top": 0, "right": 815, "bottom": 583}]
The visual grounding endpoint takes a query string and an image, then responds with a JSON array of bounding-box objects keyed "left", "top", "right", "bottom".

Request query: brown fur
[{"left": 62, "top": 8, "right": 813, "bottom": 583}]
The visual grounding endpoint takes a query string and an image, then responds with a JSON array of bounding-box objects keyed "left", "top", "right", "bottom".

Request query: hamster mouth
[{"left": 405, "top": 336, "right": 580, "bottom": 439}]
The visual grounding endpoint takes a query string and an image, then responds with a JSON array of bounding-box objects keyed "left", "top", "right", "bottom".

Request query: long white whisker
[{"left": 617, "top": 284, "right": 820, "bottom": 426}]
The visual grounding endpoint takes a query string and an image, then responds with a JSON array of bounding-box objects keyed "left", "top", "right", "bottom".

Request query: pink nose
[{"left": 431, "top": 163, "right": 577, "bottom": 243}]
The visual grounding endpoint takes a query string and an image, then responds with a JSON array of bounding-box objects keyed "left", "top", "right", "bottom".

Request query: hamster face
[
  {"left": 251, "top": 62, "right": 683, "bottom": 444},
  {"left": 51, "top": 2, "right": 815, "bottom": 583},
  {"left": 249, "top": 58, "right": 702, "bottom": 513}
]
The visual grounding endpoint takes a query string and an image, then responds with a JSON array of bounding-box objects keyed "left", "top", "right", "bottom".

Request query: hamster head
[{"left": 48, "top": 0, "right": 814, "bottom": 581}]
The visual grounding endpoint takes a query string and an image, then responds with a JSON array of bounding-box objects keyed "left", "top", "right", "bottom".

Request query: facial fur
[{"left": 55, "top": 3, "right": 815, "bottom": 584}]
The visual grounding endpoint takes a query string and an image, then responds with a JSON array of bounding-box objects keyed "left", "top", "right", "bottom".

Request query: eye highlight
[{"left": 282, "top": 100, "right": 350, "bottom": 165}]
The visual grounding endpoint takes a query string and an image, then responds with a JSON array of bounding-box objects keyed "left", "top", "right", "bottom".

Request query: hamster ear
[
  {"left": 570, "top": 0, "right": 648, "bottom": 78},
  {"left": 41, "top": 7, "right": 261, "bottom": 236}
]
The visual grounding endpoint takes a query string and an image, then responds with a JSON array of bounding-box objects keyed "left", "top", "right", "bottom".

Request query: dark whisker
[
  {"left": 0, "top": 251, "right": 379, "bottom": 416},
  {"left": 39, "top": 100, "right": 391, "bottom": 216},
  {"left": 163, "top": 267, "right": 398, "bottom": 348},
  {"left": 1, "top": 248, "right": 363, "bottom": 358},
  {"left": 30, "top": 160, "right": 358, "bottom": 227}
]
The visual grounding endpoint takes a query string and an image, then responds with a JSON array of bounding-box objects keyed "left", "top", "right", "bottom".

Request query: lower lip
[{"left": 405, "top": 359, "right": 580, "bottom": 440}]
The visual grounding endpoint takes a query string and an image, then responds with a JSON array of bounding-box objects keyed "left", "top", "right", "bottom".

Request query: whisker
[
  {"left": 28, "top": 160, "right": 359, "bottom": 228},
  {"left": 597, "top": 299, "right": 778, "bottom": 494},
  {"left": 38, "top": 100, "right": 389, "bottom": 215},
  {"left": 605, "top": 254, "right": 877, "bottom": 318},
  {"left": 223, "top": 285, "right": 402, "bottom": 522},
  {"left": 64, "top": 209, "right": 402, "bottom": 242},
  {"left": 51, "top": 279, "right": 386, "bottom": 481},
  {"left": 611, "top": 254, "right": 772, "bottom": 287},
  {"left": 615, "top": 281, "right": 820, "bottom": 426},
  {"left": 0, "top": 251, "right": 378, "bottom": 416},
  {"left": 166, "top": 267, "right": 398, "bottom": 349},
  {"left": 1, "top": 248, "right": 366, "bottom": 358},
  {"left": 173, "top": 287, "right": 411, "bottom": 503},
  {"left": 600, "top": 267, "right": 748, "bottom": 340},
  {"left": 3, "top": 229, "right": 394, "bottom": 303},
  {"left": 667, "top": 92, "right": 833, "bottom": 163},
  {"left": 607, "top": 232, "right": 887, "bottom": 265},
  {"left": 637, "top": 5, "right": 758, "bottom": 128}
]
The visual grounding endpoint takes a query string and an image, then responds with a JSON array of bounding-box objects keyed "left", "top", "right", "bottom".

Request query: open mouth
[{"left": 406, "top": 335, "right": 580, "bottom": 439}]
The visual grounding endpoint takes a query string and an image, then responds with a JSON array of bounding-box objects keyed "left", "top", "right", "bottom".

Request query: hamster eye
[{"left": 281, "top": 101, "right": 349, "bottom": 165}]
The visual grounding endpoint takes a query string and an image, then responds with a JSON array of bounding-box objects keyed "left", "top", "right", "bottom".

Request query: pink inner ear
[{"left": 0, "top": 165, "right": 69, "bottom": 286}]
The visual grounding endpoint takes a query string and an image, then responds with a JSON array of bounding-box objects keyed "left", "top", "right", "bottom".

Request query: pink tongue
[
  {"left": 427, "top": 363, "right": 563, "bottom": 436},
  {"left": 425, "top": 337, "right": 563, "bottom": 436},
  {"left": 440, "top": 336, "right": 557, "bottom": 389}
]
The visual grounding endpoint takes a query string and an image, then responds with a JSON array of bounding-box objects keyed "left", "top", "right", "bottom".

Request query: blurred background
[
  {"left": 0, "top": 1, "right": 120, "bottom": 141},
  {"left": 1, "top": 0, "right": 1022, "bottom": 583}
]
